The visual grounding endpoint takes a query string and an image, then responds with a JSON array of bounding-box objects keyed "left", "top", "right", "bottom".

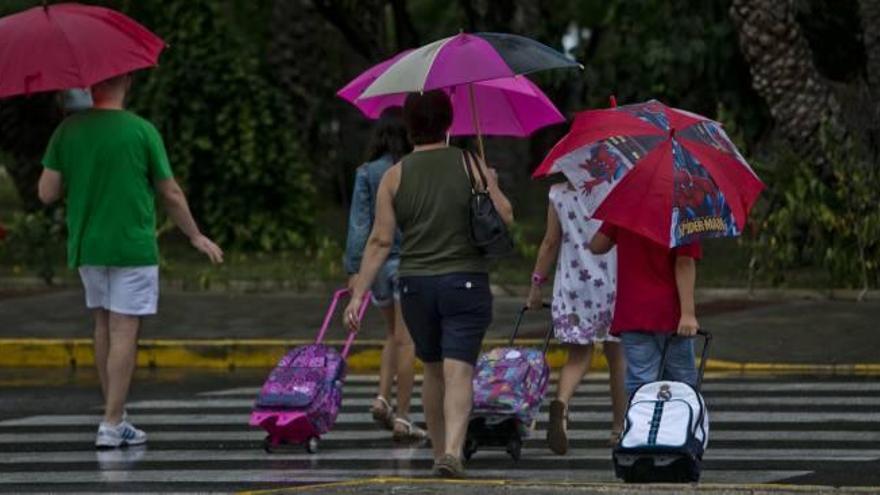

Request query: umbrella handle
[{"left": 467, "top": 83, "right": 486, "bottom": 161}]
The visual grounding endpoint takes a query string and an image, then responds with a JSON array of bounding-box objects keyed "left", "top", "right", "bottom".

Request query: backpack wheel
[
  {"left": 506, "top": 438, "right": 522, "bottom": 461},
  {"left": 263, "top": 435, "right": 277, "bottom": 453},
  {"left": 463, "top": 437, "right": 478, "bottom": 461},
  {"left": 306, "top": 436, "right": 319, "bottom": 454}
]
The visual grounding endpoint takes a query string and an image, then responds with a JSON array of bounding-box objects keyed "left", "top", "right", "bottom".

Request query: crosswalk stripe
[
  {"left": 123, "top": 395, "right": 880, "bottom": 409},
  {"left": 2, "top": 448, "right": 879, "bottom": 464},
  {"left": 5, "top": 377, "right": 880, "bottom": 491},
  {"left": 0, "top": 469, "right": 813, "bottom": 485},
  {"left": 2, "top": 429, "right": 880, "bottom": 445},
  {"left": 198, "top": 381, "right": 880, "bottom": 397},
  {"left": 6, "top": 410, "right": 880, "bottom": 427}
]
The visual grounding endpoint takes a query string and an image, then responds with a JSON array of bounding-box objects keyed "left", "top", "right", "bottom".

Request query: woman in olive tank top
[{"left": 344, "top": 90, "right": 513, "bottom": 478}]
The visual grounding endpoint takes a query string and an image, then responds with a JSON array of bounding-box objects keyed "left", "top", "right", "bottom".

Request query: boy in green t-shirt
[{"left": 38, "top": 73, "right": 223, "bottom": 449}]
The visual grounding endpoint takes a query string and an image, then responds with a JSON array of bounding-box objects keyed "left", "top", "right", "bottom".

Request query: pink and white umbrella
[
  {"left": 337, "top": 50, "right": 565, "bottom": 137},
  {"left": 358, "top": 32, "right": 580, "bottom": 98}
]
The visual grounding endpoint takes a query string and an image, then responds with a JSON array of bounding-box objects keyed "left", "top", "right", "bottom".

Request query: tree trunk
[
  {"left": 389, "top": 0, "right": 420, "bottom": 50},
  {"left": 730, "top": 0, "right": 843, "bottom": 161},
  {"left": 859, "top": 0, "right": 880, "bottom": 97},
  {"left": 309, "top": 0, "right": 388, "bottom": 60},
  {"left": 858, "top": 0, "right": 880, "bottom": 159}
]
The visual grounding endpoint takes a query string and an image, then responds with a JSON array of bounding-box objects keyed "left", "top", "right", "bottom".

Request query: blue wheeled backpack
[{"left": 613, "top": 330, "right": 712, "bottom": 483}]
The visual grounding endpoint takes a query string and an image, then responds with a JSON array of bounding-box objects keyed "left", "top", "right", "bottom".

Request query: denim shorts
[
  {"left": 371, "top": 258, "right": 400, "bottom": 308},
  {"left": 620, "top": 331, "right": 697, "bottom": 396},
  {"left": 399, "top": 272, "right": 492, "bottom": 366}
]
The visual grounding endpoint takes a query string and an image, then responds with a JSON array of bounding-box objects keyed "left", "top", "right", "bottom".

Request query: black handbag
[{"left": 462, "top": 150, "right": 514, "bottom": 258}]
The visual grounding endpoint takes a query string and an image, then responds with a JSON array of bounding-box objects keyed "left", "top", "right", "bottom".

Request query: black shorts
[{"left": 399, "top": 272, "right": 492, "bottom": 366}]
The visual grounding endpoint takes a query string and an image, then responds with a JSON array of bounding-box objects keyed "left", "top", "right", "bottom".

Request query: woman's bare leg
[
  {"left": 392, "top": 301, "right": 415, "bottom": 417},
  {"left": 422, "top": 362, "right": 446, "bottom": 460}
]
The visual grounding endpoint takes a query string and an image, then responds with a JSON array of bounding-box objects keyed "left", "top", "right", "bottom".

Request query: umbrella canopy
[
  {"left": 0, "top": 3, "right": 165, "bottom": 98},
  {"left": 359, "top": 32, "right": 579, "bottom": 98},
  {"left": 533, "top": 100, "right": 764, "bottom": 248},
  {"left": 337, "top": 51, "right": 564, "bottom": 137}
]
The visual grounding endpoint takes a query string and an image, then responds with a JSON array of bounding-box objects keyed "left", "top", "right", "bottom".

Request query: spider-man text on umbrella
[{"left": 533, "top": 100, "right": 764, "bottom": 248}]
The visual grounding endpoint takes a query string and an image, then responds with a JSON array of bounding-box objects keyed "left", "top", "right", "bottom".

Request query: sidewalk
[{"left": 1, "top": 287, "right": 878, "bottom": 370}]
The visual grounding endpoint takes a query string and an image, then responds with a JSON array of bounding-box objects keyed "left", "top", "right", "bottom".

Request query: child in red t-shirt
[{"left": 590, "top": 223, "right": 701, "bottom": 396}]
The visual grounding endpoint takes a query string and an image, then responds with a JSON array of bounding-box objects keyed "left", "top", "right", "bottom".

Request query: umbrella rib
[
  {"left": 418, "top": 35, "right": 456, "bottom": 93},
  {"left": 48, "top": 11, "right": 88, "bottom": 88},
  {"left": 500, "top": 82, "right": 527, "bottom": 136}
]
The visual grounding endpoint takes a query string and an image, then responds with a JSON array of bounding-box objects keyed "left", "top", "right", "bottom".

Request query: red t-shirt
[{"left": 599, "top": 223, "right": 701, "bottom": 335}]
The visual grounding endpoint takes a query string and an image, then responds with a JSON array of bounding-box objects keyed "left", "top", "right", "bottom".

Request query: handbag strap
[{"left": 462, "top": 149, "right": 488, "bottom": 193}]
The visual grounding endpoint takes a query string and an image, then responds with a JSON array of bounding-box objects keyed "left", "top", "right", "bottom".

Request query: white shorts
[{"left": 78, "top": 266, "right": 159, "bottom": 316}]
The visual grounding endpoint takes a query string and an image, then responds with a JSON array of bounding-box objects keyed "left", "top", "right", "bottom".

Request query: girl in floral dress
[{"left": 527, "top": 181, "right": 626, "bottom": 455}]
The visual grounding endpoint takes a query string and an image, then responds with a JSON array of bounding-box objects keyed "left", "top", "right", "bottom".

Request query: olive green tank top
[{"left": 393, "top": 146, "right": 488, "bottom": 276}]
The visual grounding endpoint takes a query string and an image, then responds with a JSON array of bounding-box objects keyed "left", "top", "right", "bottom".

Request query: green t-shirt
[{"left": 42, "top": 109, "right": 173, "bottom": 268}]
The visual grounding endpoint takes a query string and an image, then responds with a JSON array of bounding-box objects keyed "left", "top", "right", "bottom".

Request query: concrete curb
[
  {"left": 2, "top": 276, "right": 878, "bottom": 300},
  {"left": 2, "top": 338, "right": 880, "bottom": 374},
  {"left": 237, "top": 477, "right": 880, "bottom": 495}
]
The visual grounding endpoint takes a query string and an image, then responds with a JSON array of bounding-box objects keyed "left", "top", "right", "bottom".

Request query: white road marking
[
  {"left": 6, "top": 410, "right": 880, "bottom": 427},
  {"left": 0, "top": 468, "right": 811, "bottom": 484},
  {"left": 198, "top": 381, "right": 880, "bottom": 397},
  {"left": 0, "top": 448, "right": 877, "bottom": 464},
  {"left": 4, "top": 429, "right": 880, "bottom": 445},
  {"left": 123, "top": 395, "right": 880, "bottom": 410}
]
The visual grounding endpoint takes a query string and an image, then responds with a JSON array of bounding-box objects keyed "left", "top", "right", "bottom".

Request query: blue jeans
[
  {"left": 621, "top": 331, "right": 697, "bottom": 396},
  {"left": 370, "top": 257, "right": 400, "bottom": 308}
]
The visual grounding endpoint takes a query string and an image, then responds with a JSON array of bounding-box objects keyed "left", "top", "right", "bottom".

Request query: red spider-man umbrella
[
  {"left": 0, "top": 3, "right": 165, "bottom": 98},
  {"left": 533, "top": 99, "right": 764, "bottom": 248}
]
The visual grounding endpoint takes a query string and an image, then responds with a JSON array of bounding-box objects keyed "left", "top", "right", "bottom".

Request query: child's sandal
[
  {"left": 392, "top": 417, "right": 427, "bottom": 442},
  {"left": 370, "top": 395, "right": 395, "bottom": 431}
]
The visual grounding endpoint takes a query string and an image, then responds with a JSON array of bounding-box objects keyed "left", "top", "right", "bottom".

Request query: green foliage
[
  {"left": 508, "top": 222, "right": 539, "bottom": 261},
  {"left": 0, "top": 210, "right": 65, "bottom": 284},
  {"left": 125, "top": 0, "right": 315, "bottom": 252},
  {"left": 566, "top": 0, "right": 768, "bottom": 147},
  {"left": 749, "top": 131, "right": 880, "bottom": 292}
]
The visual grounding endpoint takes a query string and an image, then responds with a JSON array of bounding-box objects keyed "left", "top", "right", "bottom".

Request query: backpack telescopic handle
[
  {"left": 510, "top": 303, "right": 554, "bottom": 355},
  {"left": 316, "top": 288, "right": 371, "bottom": 358},
  {"left": 658, "top": 329, "right": 713, "bottom": 391}
]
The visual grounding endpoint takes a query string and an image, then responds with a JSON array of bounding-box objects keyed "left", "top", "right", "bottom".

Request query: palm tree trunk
[{"left": 730, "top": 0, "right": 844, "bottom": 162}]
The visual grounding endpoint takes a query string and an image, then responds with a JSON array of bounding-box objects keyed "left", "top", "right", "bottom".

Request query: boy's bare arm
[
  {"left": 156, "top": 178, "right": 224, "bottom": 264},
  {"left": 675, "top": 256, "right": 699, "bottom": 336},
  {"left": 38, "top": 169, "right": 63, "bottom": 204},
  {"left": 589, "top": 232, "right": 615, "bottom": 255}
]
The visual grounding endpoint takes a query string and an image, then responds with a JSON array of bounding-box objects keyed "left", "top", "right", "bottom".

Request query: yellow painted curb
[{"left": 2, "top": 338, "right": 880, "bottom": 375}]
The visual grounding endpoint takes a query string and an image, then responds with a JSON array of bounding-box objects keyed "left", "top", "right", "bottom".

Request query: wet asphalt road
[{"left": 1, "top": 369, "right": 880, "bottom": 493}]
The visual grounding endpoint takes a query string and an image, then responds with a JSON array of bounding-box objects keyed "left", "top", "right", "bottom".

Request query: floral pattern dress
[{"left": 549, "top": 183, "right": 618, "bottom": 345}]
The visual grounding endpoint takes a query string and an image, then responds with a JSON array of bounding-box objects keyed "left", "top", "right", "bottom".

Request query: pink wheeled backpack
[
  {"left": 465, "top": 304, "right": 552, "bottom": 461},
  {"left": 249, "top": 288, "right": 369, "bottom": 453}
]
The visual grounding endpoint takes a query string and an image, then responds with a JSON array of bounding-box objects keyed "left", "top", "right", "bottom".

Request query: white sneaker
[{"left": 95, "top": 421, "right": 147, "bottom": 448}]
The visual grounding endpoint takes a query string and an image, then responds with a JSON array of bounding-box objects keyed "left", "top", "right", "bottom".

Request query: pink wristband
[{"left": 531, "top": 272, "right": 548, "bottom": 287}]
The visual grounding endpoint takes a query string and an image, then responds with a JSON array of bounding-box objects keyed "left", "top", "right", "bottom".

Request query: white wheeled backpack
[{"left": 613, "top": 330, "right": 711, "bottom": 483}]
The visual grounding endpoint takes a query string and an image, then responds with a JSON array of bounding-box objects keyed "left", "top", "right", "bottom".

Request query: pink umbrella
[{"left": 337, "top": 50, "right": 565, "bottom": 147}]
